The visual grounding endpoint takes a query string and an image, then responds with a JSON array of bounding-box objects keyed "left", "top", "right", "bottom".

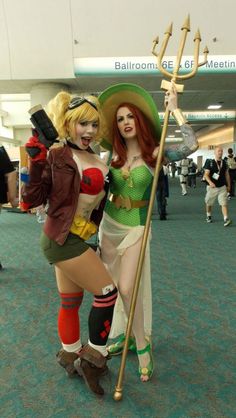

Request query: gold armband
[{"left": 171, "top": 108, "right": 187, "bottom": 126}]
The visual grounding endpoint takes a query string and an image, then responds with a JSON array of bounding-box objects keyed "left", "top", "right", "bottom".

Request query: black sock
[{"left": 88, "top": 287, "right": 117, "bottom": 345}]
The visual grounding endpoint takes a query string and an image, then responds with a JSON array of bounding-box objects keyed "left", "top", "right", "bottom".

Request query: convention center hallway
[{"left": 1, "top": 178, "right": 236, "bottom": 418}]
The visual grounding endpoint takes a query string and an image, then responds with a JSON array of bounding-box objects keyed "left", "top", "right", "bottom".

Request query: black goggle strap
[{"left": 68, "top": 97, "right": 97, "bottom": 111}]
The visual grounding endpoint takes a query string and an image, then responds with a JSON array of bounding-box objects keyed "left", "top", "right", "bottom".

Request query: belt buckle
[
  {"left": 113, "top": 195, "right": 121, "bottom": 209},
  {"left": 123, "top": 196, "right": 132, "bottom": 211},
  {"left": 113, "top": 195, "right": 132, "bottom": 210}
]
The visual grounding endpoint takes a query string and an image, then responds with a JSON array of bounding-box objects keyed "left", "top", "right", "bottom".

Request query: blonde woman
[{"left": 22, "top": 92, "right": 117, "bottom": 396}]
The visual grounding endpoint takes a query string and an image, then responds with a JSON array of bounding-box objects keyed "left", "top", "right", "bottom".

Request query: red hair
[{"left": 111, "top": 103, "right": 159, "bottom": 169}]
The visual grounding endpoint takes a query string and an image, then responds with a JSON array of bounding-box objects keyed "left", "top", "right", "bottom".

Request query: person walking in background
[
  {"left": 0, "top": 145, "right": 18, "bottom": 269},
  {"left": 188, "top": 158, "right": 198, "bottom": 188},
  {"left": 170, "top": 161, "right": 177, "bottom": 178},
  {"left": 204, "top": 146, "right": 231, "bottom": 227},
  {"left": 156, "top": 164, "right": 169, "bottom": 220},
  {"left": 178, "top": 157, "right": 190, "bottom": 195},
  {"left": 224, "top": 147, "right": 236, "bottom": 198}
]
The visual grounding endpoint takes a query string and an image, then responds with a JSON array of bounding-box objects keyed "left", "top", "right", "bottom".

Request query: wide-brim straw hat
[{"left": 98, "top": 83, "right": 161, "bottom": 150}]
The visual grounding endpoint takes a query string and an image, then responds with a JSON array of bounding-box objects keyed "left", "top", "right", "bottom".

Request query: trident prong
[
  {"left": 172, "top": 14, "right": 190, "bottom": 83},
  {"left": 152, "top": 14, "right": 208, "bottom": 92},
  {"left": 152, "top": 22, "right": 174, "bottom": 82},
  {"left": 198, "top": 46, "right": 209, "bottom": 67},
  {"left": 176, "top": 28, "right": 202, "bottom": 80},
  {"left": 151, "top": 36, "right": 159, "bottom": 56}
]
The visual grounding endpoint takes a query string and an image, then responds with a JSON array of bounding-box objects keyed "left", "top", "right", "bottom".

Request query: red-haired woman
[{"left": 98, "top": 82, "right": 198, "bottom": 382}]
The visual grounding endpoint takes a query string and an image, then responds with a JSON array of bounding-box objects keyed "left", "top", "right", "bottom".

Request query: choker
[{"left": 66, "top": 140, "right": 84, "bottom": 151}]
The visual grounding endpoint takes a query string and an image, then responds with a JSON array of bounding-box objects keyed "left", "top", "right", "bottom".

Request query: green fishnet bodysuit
[{"left": 105, "top": 165, "right": 153, "bottom": 226}]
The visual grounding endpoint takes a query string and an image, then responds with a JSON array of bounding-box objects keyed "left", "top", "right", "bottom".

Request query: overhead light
[
  {"left": 166, "top": 137, "right": 183, "bottom": 142},
  {"left": 207, "top": 104, "right": 222, "bottom": 110},
  {"left": 167, "top": 135, "right": 175, "bottom": 138},
  {"left": 175, "top": 129, "right": 181, "bottom": 133}
]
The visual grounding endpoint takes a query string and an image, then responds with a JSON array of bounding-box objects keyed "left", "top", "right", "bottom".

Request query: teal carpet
[{"left": 1, "top": 178, "right": 236, "bottom": 418}]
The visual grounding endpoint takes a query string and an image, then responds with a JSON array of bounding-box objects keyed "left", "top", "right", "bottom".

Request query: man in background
[
  {"left": 0, "top": 145, "right": 18, "bottom": 269},
  {"left": 204, "top": 146, "right": 231, "bottom": 227}
]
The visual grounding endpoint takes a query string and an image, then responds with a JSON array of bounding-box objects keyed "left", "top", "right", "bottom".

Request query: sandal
[
  {"left": 107, "top": 333, "right": 137, "bottom": 356},
  {"left": 137, "top": 343, "right": 153, "bottom": 382}
]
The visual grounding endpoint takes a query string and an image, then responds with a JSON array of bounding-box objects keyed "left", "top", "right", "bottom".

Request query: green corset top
[{"left": 105, "top": 165, "right": 153, "bottom": 226}]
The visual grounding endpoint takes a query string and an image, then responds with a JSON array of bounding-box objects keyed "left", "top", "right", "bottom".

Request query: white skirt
[{"left": 99, "top": 212, "right": 152, "bottom": 338}]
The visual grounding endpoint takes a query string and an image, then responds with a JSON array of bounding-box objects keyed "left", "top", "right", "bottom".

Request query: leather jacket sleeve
[{"left": 22, "top": 158, "right": 52, "bottom": 209}]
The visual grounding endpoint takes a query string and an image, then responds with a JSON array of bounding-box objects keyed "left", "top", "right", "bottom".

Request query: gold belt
[
  {"left": 70, "top": 215, "right": 97, "bottom": 240},
  {"left": 109, "top": 194, "right": 149, "bottom": 210}
]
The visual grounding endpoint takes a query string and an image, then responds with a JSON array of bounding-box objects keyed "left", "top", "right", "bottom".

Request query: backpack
[{"left": 227, "top": 156, "right": 236, "bottom": 170}]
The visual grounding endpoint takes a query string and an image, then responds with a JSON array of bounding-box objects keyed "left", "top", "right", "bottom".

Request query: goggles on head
[{"left": 68, "top": 97, "right": 97, "bottom": 111}]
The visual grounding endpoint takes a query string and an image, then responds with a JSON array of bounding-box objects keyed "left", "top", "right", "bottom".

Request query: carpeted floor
[{"left": 1, "top": 178, "right": 236, "bottom": 418}]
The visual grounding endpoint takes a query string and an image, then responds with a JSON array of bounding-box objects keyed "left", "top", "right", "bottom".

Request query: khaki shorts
[
  {"left": 40, "top": 232, "right": 89, "bottom": 264},
  {"left": 205, "top": 185, "right": 227, "bottom": 206}
]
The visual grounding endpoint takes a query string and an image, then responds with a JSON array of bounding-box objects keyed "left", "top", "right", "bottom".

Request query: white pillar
[{"left": 30, "top": 82, "right": 70, "bottom": 107}]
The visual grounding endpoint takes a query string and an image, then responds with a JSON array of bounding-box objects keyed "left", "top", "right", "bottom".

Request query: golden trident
[{"left": 113, "top": 15, "right": 208, "bottom": 402}]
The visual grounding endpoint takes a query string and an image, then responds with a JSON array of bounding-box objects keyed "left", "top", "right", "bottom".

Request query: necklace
[{"left": 121, "top": 154, "right": 141, "bottom": 186}]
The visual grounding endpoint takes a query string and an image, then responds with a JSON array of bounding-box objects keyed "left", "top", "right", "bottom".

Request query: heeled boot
[
  {"left": 56, "top": 349, "right": 79, "bottom": 377},
  {"left": 74, "top": 344, "right": 108, "bottom": 396}
]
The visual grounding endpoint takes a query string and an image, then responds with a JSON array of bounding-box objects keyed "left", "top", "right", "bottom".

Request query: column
[{"left": 30, "top": 82, "right": 70, "bottom": 107}]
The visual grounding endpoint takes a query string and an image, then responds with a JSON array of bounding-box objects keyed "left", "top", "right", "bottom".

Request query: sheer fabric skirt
[{"left": 99, "top": 212, "right": 152, "bottom": 339}]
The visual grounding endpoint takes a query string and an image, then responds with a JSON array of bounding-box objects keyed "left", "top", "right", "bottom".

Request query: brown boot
[
  {"left": 74, "top": 344, "right": 108, "bottom": 395},
  {"left": 56, "top": 349, "right": 78, "bottom": 377}
]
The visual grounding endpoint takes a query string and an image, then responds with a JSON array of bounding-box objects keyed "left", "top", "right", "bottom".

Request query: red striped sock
[{"left": 58, "top": 292, "right": 84, "bottom": 345}]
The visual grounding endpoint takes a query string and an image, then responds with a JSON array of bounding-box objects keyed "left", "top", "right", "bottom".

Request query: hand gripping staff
[{"left": 113, "top": 15, "right": 209, "bottom": 402}]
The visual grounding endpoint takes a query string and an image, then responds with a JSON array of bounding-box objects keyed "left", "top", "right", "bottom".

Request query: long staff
[{"left": 113, "top": 15, "right": 208, "bottom": 401}]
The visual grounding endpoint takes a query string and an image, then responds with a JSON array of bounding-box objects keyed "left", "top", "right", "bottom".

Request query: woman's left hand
[{"left": 164, "top": 81, "right": 178, "bottom": 112}]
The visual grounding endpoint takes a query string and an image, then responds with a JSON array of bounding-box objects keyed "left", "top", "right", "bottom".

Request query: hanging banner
[{"left": 74, "top": 55, "right": 236, "bottom": 76}]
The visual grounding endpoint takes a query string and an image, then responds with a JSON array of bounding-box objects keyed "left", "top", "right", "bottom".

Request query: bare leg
[
  {"left": 54, "top": 247, "right": 117, "bottom": 395},
  {"left": 206, "top": 204, "right": 212, "bottom": 214},
  {"left": 55, "top": 247, "right": 116, "bottom": 356},
  {"left": 55, "top": 247, "right": 113, "bottom": 294},
  {"left": 100, "top": 232, "right": 135, "bottom": 339},
  {"left": 100, "top": 233, "right": 117, "bottom": 275},
  {"left": 55, "top": 266, "right": 83, "bottom": 293},
  {"left": 221, "top": 205, "right": 228, "bottom": 219},
  {"left": 118, "top": 237, "right": 151, "bottom": 381}
]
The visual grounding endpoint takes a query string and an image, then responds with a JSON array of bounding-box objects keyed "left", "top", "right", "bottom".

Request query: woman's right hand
[
  {"left": 152, "top": 145, "right": 159, "bottom": 158},
  {"left": 25, "top": 133, "right": 47, "bottom": 161}
]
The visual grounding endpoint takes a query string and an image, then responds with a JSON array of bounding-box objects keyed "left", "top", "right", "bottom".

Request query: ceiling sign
[
  {"left": 159, "top": 111, "right": 236, "bottom": 122},
  {"left": 74, "top": 55, "right": 236, "bottom": 76}
]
